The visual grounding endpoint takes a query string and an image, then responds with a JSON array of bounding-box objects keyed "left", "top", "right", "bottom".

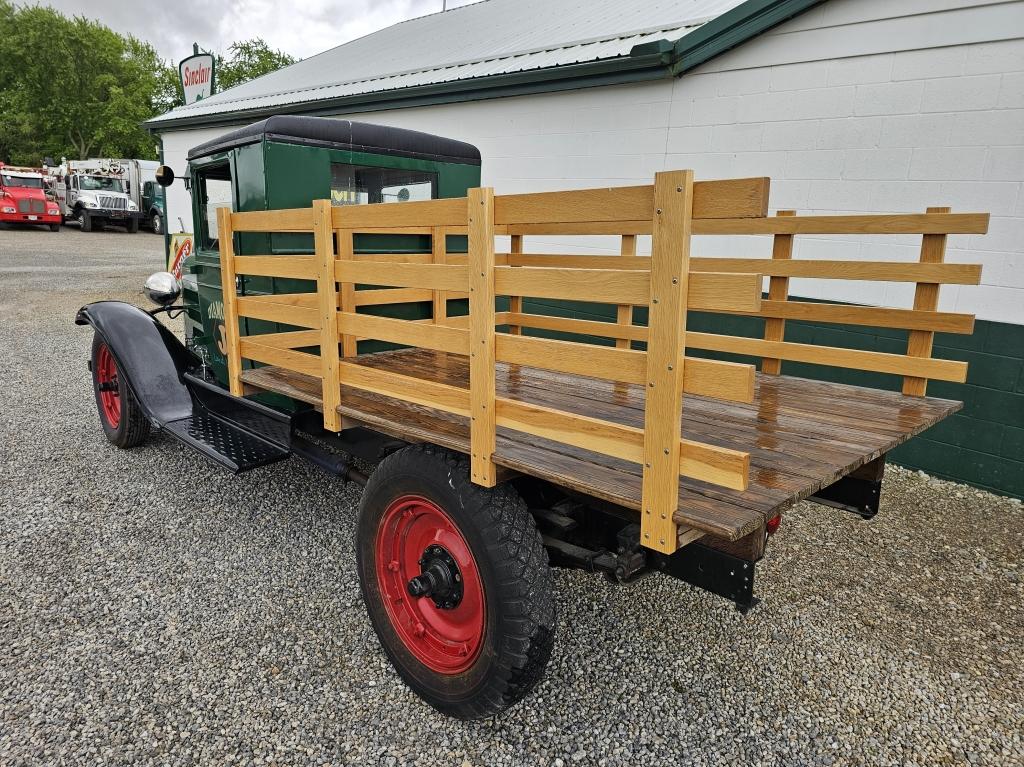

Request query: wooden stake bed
[
  {"left": 241, "top": 352, "right": 960, "bottom": 542},
  {"left": 216, "top": 172, "right": 989, "bottom": 555}
]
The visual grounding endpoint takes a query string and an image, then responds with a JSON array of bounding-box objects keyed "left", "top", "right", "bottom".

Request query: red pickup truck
[{"left": 0, "top": 164, "right": 62, "bottom": 231}]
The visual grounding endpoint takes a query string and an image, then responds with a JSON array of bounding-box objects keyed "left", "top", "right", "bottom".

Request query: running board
[{"left": 160, "top": 374, "right": 291, "bottom": 473}]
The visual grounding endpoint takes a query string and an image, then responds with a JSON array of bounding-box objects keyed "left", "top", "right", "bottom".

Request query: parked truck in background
[
  {"left": 139, "top": 174, "right": 166, "bottom": 235},
  {"left": 49, "top": 159, "right": 146, "bottom": 233},
  {"left": 0, "top": 164, "right": 63, "bottom": 231},
  {"left": 119, "top": 159, "right": 164, "bottom": 234}
]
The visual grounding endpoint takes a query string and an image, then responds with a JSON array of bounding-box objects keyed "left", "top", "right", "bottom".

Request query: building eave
[{"left": 146, "top": 0, "right": 824, "bottom": 134}]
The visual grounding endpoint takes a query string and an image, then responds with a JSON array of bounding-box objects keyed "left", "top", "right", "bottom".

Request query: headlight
[
  {"left": 1, "top": 206, "right": 15, "bottom": 213},
  {"left": 83, "top": 199, "right": 98, "bottom": 208},
  {"left": 143, "top": 271, "right": 181, "bottom": 306},
  {"left": 127, "top": 201, "right": 138, "bottom": 211},
  {"left": 47, "top": 208, "right": 59, "bottom": 215}
]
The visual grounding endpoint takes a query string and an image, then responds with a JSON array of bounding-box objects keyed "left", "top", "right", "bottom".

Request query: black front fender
[{"left": 76, "top": 301, "right": 200, "bottom": 425}]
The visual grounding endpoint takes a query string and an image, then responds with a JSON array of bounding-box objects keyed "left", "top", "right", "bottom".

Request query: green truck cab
[
  {"left": 141, "top": 179, "right": 165, "bottom": 234},
  {"left": 179, "top": 116, "right": 481, "bottom": 390}
]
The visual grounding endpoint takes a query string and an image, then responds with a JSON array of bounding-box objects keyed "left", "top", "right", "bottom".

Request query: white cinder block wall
[{"left": 159, "top": 0, "right": 1024, "bottom": 324}]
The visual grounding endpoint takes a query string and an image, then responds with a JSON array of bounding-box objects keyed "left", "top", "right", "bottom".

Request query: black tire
[
  {"left": 49, "top": 224, "right": 60, "bottom": 232},
  {"left": 90, "top": 333, "right": 149, "bottom": 448},
  {"left": 79, "top": 209, "right": 92, "bottom": 232},
  {"left": 356, "top": 444, "right": 555, "bottom": 719},
  {"left": 126, "top": 217, "right": 139, "bottom": 234},
  {"left": 151, "top": 211, "right": 163, "bottom": 234}
]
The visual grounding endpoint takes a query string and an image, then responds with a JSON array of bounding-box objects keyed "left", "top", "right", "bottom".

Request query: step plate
[{"left": 164, "top": 412, "right": 289, "bottom": 473}]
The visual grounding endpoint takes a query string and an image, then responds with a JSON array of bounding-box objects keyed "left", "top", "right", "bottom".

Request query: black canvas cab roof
[{"left": 187, "top": 115, "right": 481, "bottom": 165}]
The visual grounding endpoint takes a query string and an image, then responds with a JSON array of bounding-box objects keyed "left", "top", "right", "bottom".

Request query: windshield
[
  {"left": 79, "top": 175, "right": 124, "bottom": 193},
  {"left": 1, "top": 174, "right": 44, "bottom": 189}
]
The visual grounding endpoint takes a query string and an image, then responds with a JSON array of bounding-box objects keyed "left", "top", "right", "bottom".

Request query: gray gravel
[{"left": 1, "top": 224, "right": 1022, "bottom": 767}]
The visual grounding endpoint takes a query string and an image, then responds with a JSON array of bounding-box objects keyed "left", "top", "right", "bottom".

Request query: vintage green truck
[{"left": 76, "top": 115, "right": 988, "bottom": 719}]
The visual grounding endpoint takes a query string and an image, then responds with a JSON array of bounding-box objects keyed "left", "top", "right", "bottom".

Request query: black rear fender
[{"left": 75, "top": 301, "right": 199, "bottom": 425}]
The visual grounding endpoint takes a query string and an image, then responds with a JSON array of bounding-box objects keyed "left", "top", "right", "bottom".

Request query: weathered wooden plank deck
[{"left": 241, "top": 348, "right": 961, "bottom": 542}]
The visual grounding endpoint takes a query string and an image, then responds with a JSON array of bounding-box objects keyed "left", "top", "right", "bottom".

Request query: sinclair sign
[{"left": 179, "top": 46, "right": 215, "bottom": 105}]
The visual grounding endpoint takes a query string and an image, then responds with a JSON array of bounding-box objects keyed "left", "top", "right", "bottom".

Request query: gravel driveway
[{"left": 1, "top": 224, "right": 1022, "bottom": 767}]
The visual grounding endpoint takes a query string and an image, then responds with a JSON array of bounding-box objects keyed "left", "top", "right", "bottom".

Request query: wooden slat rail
[
  {"left": 504, "top": 253, "right": 982, "bottom": 284},
  {"left": 217, "top": 171, "right": 987, "bottom": 558},
  {"left": 494, "top": 267, "right": 762, "bottom": 313},
  {"left": 496, "top": 311, "right": 970, "bottom": 382},
  {"left": 333, "top": 361, "right": 749, "bottom": 492},
  {"left": 693, "top": 212, "right": 988, "bottom": 235},
  {"left": 233, "top": 256, "right": 317, "bottom": 280},
  {"left": 235, "top": 296, "right": 320, "bottom": 328},
  {"left": 496, "top": 210, "right": 987, "bottom": 237},
  {"left": 691, "top": 258, "right": 982, "bottom": 284},
  {"left": 493, "top": 177, "right": 769, "bottom": 224}
]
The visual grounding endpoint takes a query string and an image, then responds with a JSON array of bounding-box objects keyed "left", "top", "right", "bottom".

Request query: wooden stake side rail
[
  {"left": 238, "top": 351, "right": 962, "bottom": 544},
  {"left": 217, "top": 173, "right": 989, "bottom": 555}
]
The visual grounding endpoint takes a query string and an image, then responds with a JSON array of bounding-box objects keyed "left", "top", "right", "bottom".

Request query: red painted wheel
[
  {"left": 90, "top": 333, "right": 149, "bottom": 449},
  {"left": 95, "top": 341, "right": 122, "bottom": 429},
  {"left": 375, "top": 495, "right": 485, "bottom": 674},
  {"left": 357, "top": 444, "right": 555, "bottom": 719}
]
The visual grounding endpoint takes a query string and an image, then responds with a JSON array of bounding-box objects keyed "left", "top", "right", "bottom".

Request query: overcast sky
[{"left": 23, "top": 0, "right": 480, "bottom": 62}]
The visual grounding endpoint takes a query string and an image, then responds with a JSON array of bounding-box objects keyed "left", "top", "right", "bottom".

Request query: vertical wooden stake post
[
  {"left": 337, "top": 226, "right": 357, "bottom": 358},
  {"left": 216, "top": 206, "right": 243, "bottom": 396},
  {"left": 903, "top": 206, "right": 950, "bottom": 396},
  {"left": 761, "top": 209, "right": 795, "bottom": 375},
  {"left": 314, "top": 199, "right": 342, "bottom": 431},
  {"left": 468, "top": 187, "right": 497, "bottom": 486},
  {"left": 640, "top": 170, "right": 694, "bottom": 554},
  {"left": 615, "top": 234, "right": 637, "bottom": 349},
  {"left": 508, "top": 234, "right": 523, "bottom": 335},
  {"left": 432, "top": 226, "right": 448, "bottom": 325}
]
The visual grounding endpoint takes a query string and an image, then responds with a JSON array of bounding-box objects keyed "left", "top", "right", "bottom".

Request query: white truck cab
[{"left": 53, "top": 159, "right": 145, "bottom": 233}]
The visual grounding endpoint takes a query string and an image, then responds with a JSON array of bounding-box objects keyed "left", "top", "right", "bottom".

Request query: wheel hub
[
  {"left": 95, "top": 342, "right": 121, "bottom": 428},
  {"left": 407, "top": 545, "right": 464, "bottom": 609},
  {"left": 375, "top": 495, "right": 485, "bottom": 674}
]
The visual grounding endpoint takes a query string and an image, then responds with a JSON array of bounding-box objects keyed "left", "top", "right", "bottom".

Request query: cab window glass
[
  {"left": 1, "top": 173, "right": 44, "bottom": 189},
  {"left": 196, "top": 164, "right": 233, "bottom": 249},
  {"left": 80, "top": 175, "right": 124, "bottom": 193},
  {"left": 330, "top": 164, "right": 436, "bottom": 206}
]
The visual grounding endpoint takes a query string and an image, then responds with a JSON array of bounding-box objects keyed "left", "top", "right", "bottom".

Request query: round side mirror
[
  {"left": 144, "top": 271, "right": 181, "bottom": 306},
  {"left": 155, "top": 165, "right": 175, "bottom": 187}
]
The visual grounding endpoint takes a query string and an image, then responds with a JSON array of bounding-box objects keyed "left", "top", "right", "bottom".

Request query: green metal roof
[{"left": 148, "top": 0, "right": 821, "bottom": 132}]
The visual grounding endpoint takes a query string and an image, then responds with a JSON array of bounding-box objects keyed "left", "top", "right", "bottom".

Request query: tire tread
[{"left": 359, "top": 443, "right": 555, "bottom": 719}]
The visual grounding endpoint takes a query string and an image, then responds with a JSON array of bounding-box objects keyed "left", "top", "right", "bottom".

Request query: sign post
[{"left": 178, "top": 43, "right": 216, "bottom": 105}]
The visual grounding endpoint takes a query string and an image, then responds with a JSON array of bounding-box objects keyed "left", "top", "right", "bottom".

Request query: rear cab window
[{"left": 330, "top": 164, "right": 437, "bottom": 206}]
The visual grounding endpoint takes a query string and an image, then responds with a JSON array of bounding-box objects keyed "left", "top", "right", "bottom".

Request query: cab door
[{"left": 67, "top": 175, "right": 80, "bottom": 209}]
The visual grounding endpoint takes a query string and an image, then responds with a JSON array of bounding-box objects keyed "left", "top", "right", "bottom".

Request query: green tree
[
  {"left": 0, "top": 2, "right": 298, "bottom": 165},
  {"left": 216, "top": 39, "right": 298, "bottom": 91},
  {"left": 0, "top": 3, "right": 164, "bottom": 162}
]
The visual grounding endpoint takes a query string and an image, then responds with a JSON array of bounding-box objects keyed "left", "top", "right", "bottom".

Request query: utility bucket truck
[{"left": 52, "top": 159, "right": 145, "bottom": 232}]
